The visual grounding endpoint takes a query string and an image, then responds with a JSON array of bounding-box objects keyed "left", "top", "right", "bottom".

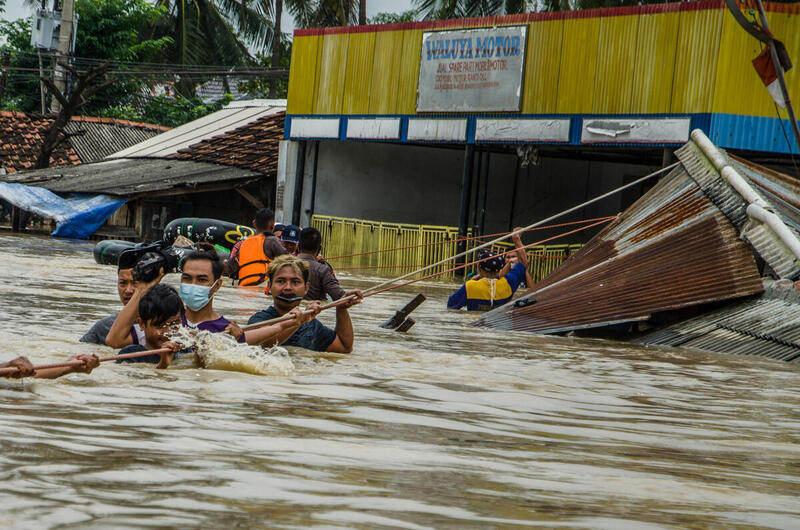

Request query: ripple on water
[{"left": 0, "top": 234, "right": 798, "bottom": 528}]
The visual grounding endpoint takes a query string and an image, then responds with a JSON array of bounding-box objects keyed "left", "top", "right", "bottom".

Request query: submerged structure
[{"left": 475, "top": 130, "right": 800, "bottom": 363}]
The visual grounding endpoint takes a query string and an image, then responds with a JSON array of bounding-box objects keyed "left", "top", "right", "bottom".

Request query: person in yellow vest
[
  {"left": 447, "top": 230, "right": 532, "bottom": 311},
  {"left": 231, "top": 208, "right": 288, "bottom": 286}
]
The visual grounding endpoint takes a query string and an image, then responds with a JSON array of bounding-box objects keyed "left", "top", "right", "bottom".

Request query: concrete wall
[{"left": 283, "top": 140, "right": 660, "bottom": 244}]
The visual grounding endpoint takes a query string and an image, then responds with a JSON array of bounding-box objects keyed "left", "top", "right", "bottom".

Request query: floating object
[
  {"left": 93, "top": 239, "right": 138, "bottom": 265},
  {"left": 163, "top": 218, "right": 255, "bottom": 251},
  {"left": 395, "top": 317, "right": 416, "bottom": 333},
  {"left": 381, "top": 294, "right": 426, "bottom": 329}
]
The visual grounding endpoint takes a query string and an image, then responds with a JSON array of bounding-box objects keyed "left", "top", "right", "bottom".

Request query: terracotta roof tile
[
  {"left": 0, "top": 112, "right": 170, "bottom": 172},
  {"left": 168, "top": 112, "right": 284, "bottom": 175}
]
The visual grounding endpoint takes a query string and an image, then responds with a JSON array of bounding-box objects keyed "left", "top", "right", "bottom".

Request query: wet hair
[
  {"left": 181, "top": 242, "right": 223, "bottom": 280},
  {"left": 298, "top": 227, "right": 322, "bottom": 253},
  {"left": 139, "top": 284, "right": 184, "bottom": 327},
  {"left": 267, "top": 254, "right": 309, "bottom": 283},
  {"left": 478, "top": 249, "right": 505, "bottom": 273},
  {"left": 254, "top": 208, "right": 275, "bottom": 231}
]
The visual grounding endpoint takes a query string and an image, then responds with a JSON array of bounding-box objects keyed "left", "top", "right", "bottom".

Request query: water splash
[{"left": 168, "top": 327, "right": 294, "bottom": 376}]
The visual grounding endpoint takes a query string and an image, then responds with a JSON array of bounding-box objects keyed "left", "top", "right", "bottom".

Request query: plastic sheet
[{"left": 0, "top": 182, "right": 125, "bottom": 239}]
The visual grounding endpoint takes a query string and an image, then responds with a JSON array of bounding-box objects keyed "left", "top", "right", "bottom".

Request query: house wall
[{"left": 288, "top": 140, "right": 659, "bottom": 243}]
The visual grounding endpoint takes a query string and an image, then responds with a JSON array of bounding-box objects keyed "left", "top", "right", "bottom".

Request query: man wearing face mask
[{"left": 106, "top": 244, "right": 303, "bottom": 349}]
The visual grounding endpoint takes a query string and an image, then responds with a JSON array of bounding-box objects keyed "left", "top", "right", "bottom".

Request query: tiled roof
[
  {"left": 0, "top": 111, "right": 168, "bottom": 173},
  {"left": 0, "top": 110, "right": 80, "bottom": 172},
  {"left": 169, "top": 111, "right": 284, "bottom": 175}
]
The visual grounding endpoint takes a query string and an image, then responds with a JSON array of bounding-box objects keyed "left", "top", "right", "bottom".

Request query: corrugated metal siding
[
  {"left": 1, "top": 159, "right": 259, "bottom": 196},
  {"left": 670, "top": 6, "right": 723, "bottom": 113},
  {"left": 369, "top": 31, "right": 404, "bottom": 114},
  {"left": 285, "top": 3, "right": 798, "bottom": 119},
  {"left": 397, "top": 29, "right": 424, "bottom": 114},
  {"left": 473, "top": 166, "right": 764, "bottom": 334},
  {"left": 314, "top": 33, "right": 350, "bottom": 115},
  {"left": 630, "top": 11, "right": 680, "bottom": 113},
  {"left": 556, "top": 17, "right": 600, "bottom": 114},
  {"left": 593, "top": 15, "right": 638, "bottom": 114},
  {"left": 64, "top": 122, "right": 162, "bottom": 163},
  {"left": 636, "top": 287, "right": 800, "bottom": 363},
  {"left": 711, "top": 12, "right": 770, "bottom": 117},
  {"left": 287, "top": 34, "right": 320, "bottom": 115},
  {"left": 521, "top": 19, "right": 563, "bottom": 114},
  {"left": 342, "top": 31, "right": 376, "bottom": 115}
]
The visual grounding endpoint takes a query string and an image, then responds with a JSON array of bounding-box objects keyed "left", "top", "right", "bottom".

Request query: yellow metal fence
[{"left": 312, "top": 214, "right": 582, "bottom": 283}]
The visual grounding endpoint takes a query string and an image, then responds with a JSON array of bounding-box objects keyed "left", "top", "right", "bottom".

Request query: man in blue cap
[
  {"left": 447, "top": 230, "right": 531, "bottom": 311},
  {"left": 281, "top": 224, "right": 301, "bottom": 255}
]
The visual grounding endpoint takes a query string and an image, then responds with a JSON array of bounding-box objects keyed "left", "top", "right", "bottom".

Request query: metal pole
[
  {"left": 53, "top": 0, "right": 75, "bottom": 113},
  {"left": 457, "top": 145, "right": 475, "bottom": 273},
  {"left": 508, "top": 157, "right": 520, "bottom": 232},
  {"left": 291, "top": 141, "right": 306, "bottom": 226},
  {"left": 472, "top": 147, "right": 482, "bottom": 227},
  {"left": 308, "top": 141, "right": 320, "bottom": 220},
  {"left": 0, "top": 51, "right": 10, "bottom": 105},
  {"left": 38, "top": 52, "right": 46, "bottom": 114},
  {"left": 479, "top": 150, "right": 491, "bottom": 234},
  {"left": 754, "top": 0, "right": 800, "bottom": 154}
]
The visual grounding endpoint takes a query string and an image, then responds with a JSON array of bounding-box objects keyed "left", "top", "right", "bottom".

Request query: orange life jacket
[{"left": 238, "top": 234, "right": 270, "bottom": 286}]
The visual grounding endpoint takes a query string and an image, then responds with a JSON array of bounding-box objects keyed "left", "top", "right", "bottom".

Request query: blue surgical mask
[{"left": 180, "top": 281, "right": 216, "bottom": 311}]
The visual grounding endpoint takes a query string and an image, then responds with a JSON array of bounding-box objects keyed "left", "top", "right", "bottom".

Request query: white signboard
[{"left": 416, "top": 25, "right": 527, "bottom": 113}]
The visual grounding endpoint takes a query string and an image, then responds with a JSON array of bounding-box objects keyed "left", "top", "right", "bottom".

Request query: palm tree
[
  {"left": 153, "top": 0, "right": 274, "bottom": 66},
  {"left": 414, "top": 0, "right": 528, "bottom": 19},
  {"left": 285, "top": 0, "right": 359, "bottom": 28}
]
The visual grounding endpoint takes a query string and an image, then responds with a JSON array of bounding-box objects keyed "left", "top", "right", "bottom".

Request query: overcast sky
[{"left": 1, "top": 0, "right": 416, "bottom": 32}]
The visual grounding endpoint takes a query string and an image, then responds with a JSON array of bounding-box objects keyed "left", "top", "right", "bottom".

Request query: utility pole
[
  {"left": 753, "top": 0, "right": 800, "bottom": 154},
  {"left": 52, "top": 0, "right": 75, "bottom": 113},
  {"left": 0, "top": 51, "right": 10, "bottom": 106}
]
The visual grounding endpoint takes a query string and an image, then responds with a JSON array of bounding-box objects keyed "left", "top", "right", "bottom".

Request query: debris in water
[{"left": 168, "top": 327, "right": 294, "bottom": 376}]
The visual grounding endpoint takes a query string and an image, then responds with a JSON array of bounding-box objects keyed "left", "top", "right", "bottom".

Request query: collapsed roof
[{"left": 475, "top": 130, "right": 800, "bottom": 362}]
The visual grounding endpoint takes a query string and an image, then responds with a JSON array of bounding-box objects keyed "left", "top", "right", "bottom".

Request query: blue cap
[
  {"left": 478, "top": 249, "right": 505, "bottom": 272},
  {"left": 281, "top": 225, "right": 300, "bottom": 243}
]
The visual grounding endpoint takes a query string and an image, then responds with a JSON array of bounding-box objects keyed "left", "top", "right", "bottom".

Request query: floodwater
[{"left": 1, "top": 233, "right": 799, "bottom": 529}]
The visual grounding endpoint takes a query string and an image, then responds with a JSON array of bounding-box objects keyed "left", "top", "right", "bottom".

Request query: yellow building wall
[{"left": 288, "top": 4, "right": 799, "bottom": 118}]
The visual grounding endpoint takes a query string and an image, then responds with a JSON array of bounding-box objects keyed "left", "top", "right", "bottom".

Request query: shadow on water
[{"left": 0, "top": 234, "right": 798, "bottom": 529}]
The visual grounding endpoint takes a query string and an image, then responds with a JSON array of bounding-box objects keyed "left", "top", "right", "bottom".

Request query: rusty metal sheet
[
  {"left": 636, "top": 286, "right": 800, "bottom": 363},
  {"left": 474, "top": 165, "right": 764, "bottom": 334}
]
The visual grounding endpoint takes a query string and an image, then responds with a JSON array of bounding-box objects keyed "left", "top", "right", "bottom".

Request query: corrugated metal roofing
[
  {"left": 63, "top": 121, "right": 163, "bottom": 163},
  {"left": 677, "top": 140, "right": 800, "bottom": 279},
  {"left": 473, "top": 164, "right": 765, "bottom": 334},
  {"left": 636, "top": 286, "right": 800, "bottom": 363},
  {"left": 0, "top": 158, "right": 259, "bottom": 197},
  {"left": 107, "top": 104, "right": 285, "bottom": 159}
]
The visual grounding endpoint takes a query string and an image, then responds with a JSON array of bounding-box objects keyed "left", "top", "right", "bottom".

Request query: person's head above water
[
  {"left": 298, "top": 227, "right": 322, "bottom": 255},
  {"left": 117, "top": 267, "right": 137, "bottom": 305},
  {"left": 179, "top": 243, "right": 223, "bottom": 312},
  {"left": 281, "top": 224, "right": 300, "bottom": 254},
  {"left": 138, "top": 284, "right": 184, "bottom": 348},
  {"left": 477, "top": 249, "right": 505, "bottom": 278},
  {"left": 253, "top": 208, "right": 275, "bottom": 233},
  {"left": 266, "top": 255, "right": 310, "bottom": 311}
]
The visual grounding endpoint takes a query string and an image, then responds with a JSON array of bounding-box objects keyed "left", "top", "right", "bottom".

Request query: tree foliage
[
  {"left": 1, "top": 0, "right": 173, "bottom": 114},
  {"left": 369, "top": 11, "right": 417, "bottom": 24},
  {"left": 285, "top": 0, "right": 359, "bottom": 28}
]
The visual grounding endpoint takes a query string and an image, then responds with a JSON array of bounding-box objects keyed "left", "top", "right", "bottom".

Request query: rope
[
  {"left": 323, "top": 216, "right": 616, "bottom": 261},
  {"left": 241, "top": 216, "right": 615, "bottom": 332},
  {"left": 0, "top": 348, "right": 173, "bottom": 377}
]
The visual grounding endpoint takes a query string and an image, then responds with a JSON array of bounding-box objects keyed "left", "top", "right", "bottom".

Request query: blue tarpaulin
[{"left": 0, "top": 182, "right": 126, "bottom": 239}]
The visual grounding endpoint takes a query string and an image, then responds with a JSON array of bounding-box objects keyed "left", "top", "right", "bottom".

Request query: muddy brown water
[{"left": 0, "top": 233, "right": 798, "bottom": 529}]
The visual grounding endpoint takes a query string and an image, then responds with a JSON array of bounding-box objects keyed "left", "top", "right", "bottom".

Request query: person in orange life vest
[
  {"left": 231, "top": 208, "right": 287, "bottom": 286},
  {"left": 447, "top": 230, "right": 533, "bottom": 311}
]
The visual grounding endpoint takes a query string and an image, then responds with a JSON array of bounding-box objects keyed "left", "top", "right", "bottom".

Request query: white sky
[{"left": 1, "top": 0, "right": 416, "bottom": 32}]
